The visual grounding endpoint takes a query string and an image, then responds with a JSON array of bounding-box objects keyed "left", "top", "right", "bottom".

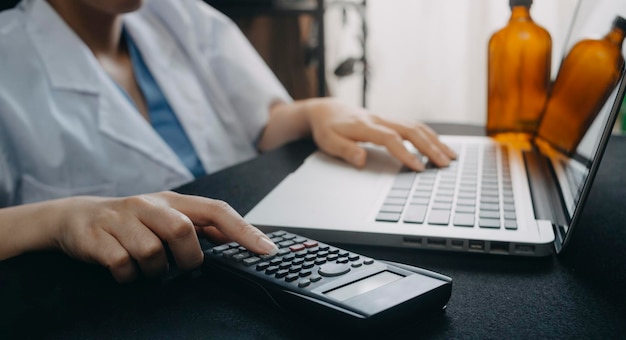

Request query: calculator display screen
[{"left": 324, "top": 271, "right": 403, "bottom": 301}]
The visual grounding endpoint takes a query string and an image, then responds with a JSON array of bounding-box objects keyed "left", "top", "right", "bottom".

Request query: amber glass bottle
[
  {"left": 537, "top": 16, "right": 626, "bottom": 154},
  {"left": 487, "top": 0, "right": 552, "bottom": 135}
]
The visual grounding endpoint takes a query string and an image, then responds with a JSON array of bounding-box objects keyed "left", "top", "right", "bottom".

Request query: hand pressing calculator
[{"left": 203, "top": 230, "right": 452, "bottom": 330}]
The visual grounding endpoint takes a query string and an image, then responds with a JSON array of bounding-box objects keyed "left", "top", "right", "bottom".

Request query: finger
[
  {"left": 104, "top": 214, "right": 169, "bottom": 279},
  {"left": 130, "top": 196, "right": 204, "bottom": 271},
  {"left": 162, "top": 193, "right": 277, "bottom": 256},
  {"left": 88, "top": 229, "right": 138, "bottom": 283},
  {"left": 342, "top": 123, "right": 425, "bottom": 171},
  {"left": 315, "top": 131, "right": 367, "bottom": 167},
  {"left": 374, "top": 118, "right": 452, "bottom": 167},
  {"left": 196, "top": 226, "right": 229, "bottom": 244},
  {"left": 417, "top": 123, "right": 458, "bottom": 159}
]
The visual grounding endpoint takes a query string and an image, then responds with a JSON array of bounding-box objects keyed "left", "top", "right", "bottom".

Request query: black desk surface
[{"left": 2, "top": 123, "right": 625, "bottom": 339}]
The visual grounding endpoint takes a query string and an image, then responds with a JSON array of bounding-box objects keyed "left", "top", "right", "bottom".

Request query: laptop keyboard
[{"left": 375, "top": 143, "right": 518, "bottom": 230}]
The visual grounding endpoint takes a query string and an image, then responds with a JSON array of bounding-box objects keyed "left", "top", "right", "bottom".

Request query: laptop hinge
[{"left": 523, "top": 149, "right": 568, "bottom": 251}]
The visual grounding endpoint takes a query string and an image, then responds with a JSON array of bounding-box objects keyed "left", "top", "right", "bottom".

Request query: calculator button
[
  {"left": 363, "top": 258, "right": 374, "bottom": 265},
  {"left": 338, "top": 251, "right": 349, "bottom": 257},
  {"left": 289, "top": 244, "right": 305, "bottom": 252},
  {"left": 328, "top": 248, "right": 340, "bottom": 254},
  {"left": 327, "top": 254, "right": 339, "bottom": 261},
  {"left": 310, "top": 275, "right": 322, "bottom": 282},
  {"left": 277, "top": 248, "right": 290, "bottom": 256},
  {"left": 279, "top": 262, "right": 292, "bottom": 270},
  {"left": 316, "top": 251, "right": 329, "bottom": 258},
  {"left": 302, "top": 261, "right": 315, "bottom": 269},
  {"left": 265, "top": 266, "right": 279, "bottom": 275},
  {"left": 271, "top": 231, "right": 286, "bottom": 237},
  {"left": 289, "top": 265, "right": 302, "bottom": 273},
  {"left": 337, "top": 258, "right": 349, "bottom": 264},
  {"left": 314, "top": 258, "right": 327, "bottom": 265},
  {"left": 259, "top": 254, "right": 275, "bottom": 261},
  {"left": 307, "top": 247, "right": 320, "bottom": 254},
  {"left": 348, "top": 255, "right": 360, "bottom": 261},
  {"left": 283, "top": 254, "right": 296, "bottom": 262},
  {"left": 256, "top": 262, "right": 270, "bottom": 271},
  {"left": 232, "top": 252, "right": 250, "bottom": 262},
  {"left": 275, "top": 270, "right": 289, "bottom": 278},
  {"left": 304, "top": 254, "right": 316, "bottom": 262},
  {"left": 293, "top": 237, "right": 307, "bottom": 244},
  {"left": 294, "top": 250, "right": 307, "bottom": 258},
  {"left": 269, "top": 258, "right": 282, "bottom": 266},
  {"left": 299, "top": 270, "right": 312, "bottom": 277},
  {"left": 282, "top": 234, "right": 296, "bottom": 240},
  {"left": 285, "top": 273, "right": 299, "bottom": 282},
  {"left": 279, "top": 240, "right": 295, "bottom": 248},
  {"left": 222, "top": 249, "right": 240, "bottom": 258},
  {"left": 351, "top": 261, "right": 363, "bottom": 268},
  {"left": 318, "top": 263, "right": 351, "bottom": 277},
  {"left": 270, "top": 237, "right": 284, "bottom": 243},
  {"left": 298, "top": 279, "right": 311, "bottom": 288},
  {"left": 292, "top": 258, "right": 305, "bottom": 265},
  {"left": 303, "top": 240, "right": 318, "bottom": 248},
  {"left": 210, "top": 244, "right": 229, "bottom": 254},
  {"left": 243, "top": 257, "right": 260, "bottom": 266},
  {"left": 318, "top": 244, "right": 330, "bottom": 251}
]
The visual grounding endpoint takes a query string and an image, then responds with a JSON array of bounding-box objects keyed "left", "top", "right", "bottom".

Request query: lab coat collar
[
  {"left": 25, "top": 0, "right": 100, "bottom": 94},
  {"left": 24, "top": 0, "right": 193, "bottom": 181}
]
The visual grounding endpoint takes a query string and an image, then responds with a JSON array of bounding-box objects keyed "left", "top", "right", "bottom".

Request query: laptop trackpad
[{"left": 245, "top": 145, "right": 402, "bottom": 231}]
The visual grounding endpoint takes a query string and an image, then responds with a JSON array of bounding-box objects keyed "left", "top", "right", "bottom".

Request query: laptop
[{"left": 245, "top": 0, "right": 626, "bottom": 256}]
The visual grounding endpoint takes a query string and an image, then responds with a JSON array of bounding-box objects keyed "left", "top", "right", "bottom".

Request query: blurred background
[{"left": 211, "top": 0, "right": 625, "bottom": 133}]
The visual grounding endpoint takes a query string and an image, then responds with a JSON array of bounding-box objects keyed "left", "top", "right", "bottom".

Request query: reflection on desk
[{"left": 1, "top": 124, "right": 625, "bottom": 339}]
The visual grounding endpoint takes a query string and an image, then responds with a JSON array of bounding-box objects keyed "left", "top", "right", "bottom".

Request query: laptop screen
[{"left": 536, "top": 0, "right": 626, "bottom": 251}]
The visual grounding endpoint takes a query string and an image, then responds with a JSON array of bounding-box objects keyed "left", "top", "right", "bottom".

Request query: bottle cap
[
  {"left": 613, "top": 16, "right": 626, "bottom": 32},
  {"left": 510, "top": 0, "right": 532, "bottom": 7}
]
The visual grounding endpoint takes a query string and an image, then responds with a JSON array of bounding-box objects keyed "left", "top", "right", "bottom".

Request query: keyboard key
[
  {"left": 376, "top": 212, "right": 401, "bottom": 222},
  {"left": 404, "top": 205, "right": 427, "bottom": 224},
  {"left": 504, "top": 220, "right": 518, "bottom": 230},
  {"left": 503, "top": 204, "right": 516, "bottom": 212},
  {"left": 410, "top": 197, "right": 430, "bottom": 205},
  {"left": 455, "top": 205, "right": 476, "bottom": 214},
  {"left": 457, "top": 198, "right": 476, "bottom": 206},
  {"left": 479, "top": 210, "right": 500, "bottom": 219},
  {"left": 392, "top": 172, "right": 416, "bottom": 189},
  {"left": 432, "top": 202, "right": 452, "bottom": 210},
  {"left": 453, "top": 213, "right": 475, "bottom": 227},
  {"left": 479, "top": 218, "right": 501, "bottom": 229},
  {"left": 388, "top": 189, "right": 410, "bottom": 198},
  {"left": 434, "top": 195, "right": 453, "bottom": 203},
  {"left": 504, "top": 212, "right": 517, "bottom": 220},
  {"left": 379, "top": 204, "right": 403, "bottom": 213},
  {"left": 480, "top": 203, "right": 499, "bottom": 211},
  {"left": 428, "top": 210, "right": 450, "bottom": 225},
  {"left": 384, "top": 197, "right": 407, "bottom": 206}
]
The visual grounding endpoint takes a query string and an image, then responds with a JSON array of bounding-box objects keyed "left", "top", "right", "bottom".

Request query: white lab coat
[{"left": 0, "top": 0, "right": 291, "bottom": 206}]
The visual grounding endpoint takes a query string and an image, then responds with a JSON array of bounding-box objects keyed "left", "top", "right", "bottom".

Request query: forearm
[
  {"left": 0, "top": 199, "right": 68, "bottom": 260},
  {"left": 256, "top": 99, "right": 317, "bottom": 152}
]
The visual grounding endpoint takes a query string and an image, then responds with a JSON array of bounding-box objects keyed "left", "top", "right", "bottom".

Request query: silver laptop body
[{"left": 246, "top": 2, "right": 626, "bottom": 256}]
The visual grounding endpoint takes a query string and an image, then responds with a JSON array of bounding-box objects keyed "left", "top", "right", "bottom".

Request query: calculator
[{"left": 203, "top": 230, "right": 452, "bottom": 330}]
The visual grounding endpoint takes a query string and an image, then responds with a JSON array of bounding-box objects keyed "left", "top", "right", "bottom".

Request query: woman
[{"left": 0, "top": 0, "right": 455, "bottom": 281}]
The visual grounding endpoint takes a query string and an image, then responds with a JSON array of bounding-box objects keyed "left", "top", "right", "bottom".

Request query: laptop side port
[
  {"left": 514, "top": 244, "right": 535, "bottom": 255},
  {"left": 490, "top": 241, "right": 510, "bottom": 254},
  {"left": 468, "top": 240, "right": 485, "bottom": 251},
  {"left": 403, "top": 237, "right": 423, "bottom": 247},
  {"left": 426, "top": 238, "right": 446, "bottom": 247},
  {"left": 450, "top": 239, "right": 464, "bottom": 249}
]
